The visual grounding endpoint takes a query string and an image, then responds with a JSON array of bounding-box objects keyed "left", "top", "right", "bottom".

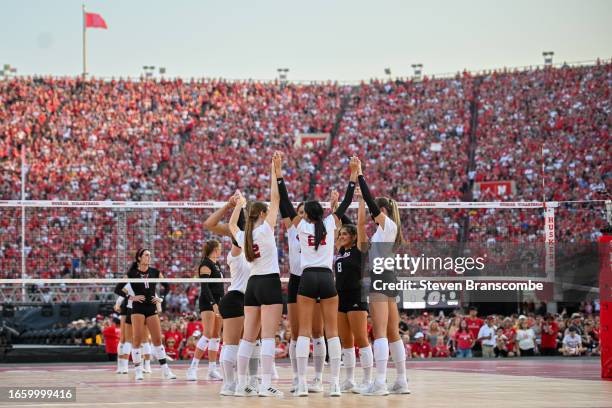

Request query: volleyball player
[
  {"left": 198, "top": 194, "right": 250, "bottom": 395},
  {"left": 186, "top": 240, "right": 224, "bottom": 381},
  {"left": 228, "top": 156, "right": 284, "bottom": 398},
  {"left": 113, "top": 283, "right": 131, "bottom": 374},
  {"left": 280, "top": 196, "right": 327, "bottom": 392},
  {"left": 127, "top": 248, "right": 176, "bottom": 381},
  {"left": 334, "top": 190, "right": 373, "bottom": 393},
  {"left": 277, "top": 153, "right": 359, "bottom": 397},
  {"left": 356, "top": 162, "right": 410, "bottom": 395}
]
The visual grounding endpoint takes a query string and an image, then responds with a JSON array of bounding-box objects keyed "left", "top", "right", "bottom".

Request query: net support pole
[
  {"left": 544, "top": 202, "right": 557, "bottom": 313},
  {"left": 20, "top": 144, "right": 26, "bottom": 301}
]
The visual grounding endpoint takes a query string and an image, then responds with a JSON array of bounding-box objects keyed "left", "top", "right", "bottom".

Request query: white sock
[
  {"left": 342, "top": 347, "right": 356, "bottom": 383},
  {"left": 260, "top": 338, "right": 275, "bottom": 388},
  {"left": 289, "top": 339, "right": 298, "bottom": 380},
  {"left": 142, "top": 342, "right": 151, "bottom": 357},
  {"left": 221, "top": 344, "right": 238, "bottom": 385},
  {"left": 373, "top": 338, "right": 389, "bottom": 384},
  {"left": 327, "top": 337, "right": 341, "bottom": 383},
  {"left": 190, "top": 357, "right": 199, "bottom": 369},
  {"left": 153, "top": 344, "right": 168, "bottom": 368},
  {"left": 123, "top": 342, "right": 132, "bottom": 356},
  {"left": 117, "top": 343, "right": 123, "bottom": 368},
  {"left": 237, "top": 340, "right": 255, "bottom": 387},
  {"left": 313, "top": 337, "right": 326, "bottom": 381},
  {"left": 360, "top": 345, "right": 373, "bottom": 384},
  {"left": 131, "top": 347, "right": 142, "bottom": 367},
  {"left": 389, "top": 339, "right": 407, "bottom": 382},
  {"left": 249, "top": 339, "right": 261, "bottom": 378},
  {"left": 296, "top": 336, "right": 310, "bottom": 384}
]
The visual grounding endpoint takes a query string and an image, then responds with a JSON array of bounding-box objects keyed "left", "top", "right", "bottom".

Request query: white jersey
[
  {"left": 297, "top": 214, "right": 336, "bottom": 270},
  {"left": 235, "top": 221, "right": 280, "bottom": 276},
  {"left": 370, "top": 215, "right": 398, "bottom": 269},
  {"left": 226, "top": 252, "right": 250, "bottom": 293},
  {"left": 288, "top": 226, "right": 302, "bottom": 276}
]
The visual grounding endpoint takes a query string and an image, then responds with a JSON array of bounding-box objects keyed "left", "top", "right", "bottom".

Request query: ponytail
[
  {"left": 304, "top": 201, "right": 326, "bottom": 250},
  {"left": 374, "top": 197, "right": 404, "bottom": 249},
  {"left": 244, "top": 202, "right": 267, "bottom": 262}
]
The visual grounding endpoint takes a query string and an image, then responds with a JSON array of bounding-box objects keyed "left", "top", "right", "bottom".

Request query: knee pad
[{"left": 261, "top": 338, "right": 275, "bottom": 357}]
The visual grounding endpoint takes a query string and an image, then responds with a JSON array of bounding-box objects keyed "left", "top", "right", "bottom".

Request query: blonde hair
[{"left": 375, "top": 197, "right": 404, "bottom": 248}]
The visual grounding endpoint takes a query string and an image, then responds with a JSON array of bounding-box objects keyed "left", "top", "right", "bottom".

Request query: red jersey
[
  {"left": 186, "top": 321, "right": 203, "bottom": 338},
  {"left": 433, "top": 345, "right": 450, "bottom": 358},
  {"left": 540, "top": 322, "right": 559, "bottom": 349},
  {"left": 182, "top": 345, "right": 196, "bottom": 360},
  {"left": 503, "top": 327, "right": 516, "bottom": 351},
  {"left": 466, "top": 317, "right": 484, "bottom": 340},
  {"left": 455, "top": 331, "right": 474, "bottom": 350},
  {"left": 165, "top": 343, "right": 179, "bottom": 360},
  {"left": 103, "top": 326, "right": 120, "bottom": 354},
  {"left": 164, "top": 330, "right": 184, "bottom": 348},
  {"left": 412, "top": 341, "right": 432, "bottom": 358}
]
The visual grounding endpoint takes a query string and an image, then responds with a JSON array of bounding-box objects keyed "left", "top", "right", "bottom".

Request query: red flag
[{"left": 85, "top": 13, "right": 108, "bottom": 29}]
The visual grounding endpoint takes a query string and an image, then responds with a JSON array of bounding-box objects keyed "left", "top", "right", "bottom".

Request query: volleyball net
[{"left": 0, "top": 199, "right": 609, "bottom": 308}]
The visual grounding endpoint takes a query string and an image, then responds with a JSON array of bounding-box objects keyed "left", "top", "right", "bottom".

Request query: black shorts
[
  {"left": 120, "top": 303, "right": 128, "bottom": 316},
  {"left": 131, "top": 302, "right": 157, "bottom": 318},
  {"left": 125, "top": 309, "right": 132, "bottom": 325},
  {"left": 199, "top": 295, "right": 223, "bottom": 313},
  {"left": 219, "top": 290, "right": 245, "bottom": 319},
  {"left": 287, "top": 274, "right": 301, "bottom": 304},
  {"left": 338, "top": 289, "right": 368, "bottom": 313},
  {"left": 369, "top": 270, "right": 399, "bottom": 298},
  {"left": 244, "top": 274, "right": 284, "bottom": 306},
  {"left": 298, "top": 267, "right": 337, "bottom": 300}
]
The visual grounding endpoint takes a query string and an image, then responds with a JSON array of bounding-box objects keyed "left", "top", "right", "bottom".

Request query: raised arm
[
  {"left": 332, "top": 156, "right": 358, "bottom": 225},
  {"left": 356, "top": 158, "right": 386, "bottom": 227},
  {"left": 265, "top": 154, "right": 280, "bottom": 229},
  {"left": 203, "top": 200, "right": 235, "bottom": 237},
  {"left": 357, "top": 190, "right": 368, "bottom": 250},
  {"left": 274, "top": 151, "right": 299, "bottom": 227},
  {"left": 228, "top": 193, "right": 246, "bottom": 239}
]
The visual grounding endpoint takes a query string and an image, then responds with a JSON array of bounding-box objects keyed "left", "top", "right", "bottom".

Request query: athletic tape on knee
[
  {"left": 123, "top": 342, "right": 132, "bottom": 355},
  {"left": 373, "top": 338, "right": 389, "bottom": 361},
  {"left": 238, "top": 339, "right": 255, "bottom": 359},
  {"left": 208, "top": 338, "right": 220, "bottom": 351},
  {"left": 296, "top": 336, "right": 310, "bottom": 358},
  {"left": 261, "top": 338, "right": 275, "bottom": 357},
  {"left": 142, "top": 342, "right": 151, "bottom": 355},
  {"left": 360, "top": 346, "right": 374, "bottom": 368},
  {"left": 153, "top": 345, "right": 167, "bottom": 360},
  {"left": 342, "top": 348, "right": 357, "bottom": 367},
  {"left": 327, "top": 337, "right": 341, "bottom": 360},
  {"left": 313, "top": 336, "right": 326, "bottom": 357},
  {"left": 196, "top": 336, "right": 209, "bottom": 351}
]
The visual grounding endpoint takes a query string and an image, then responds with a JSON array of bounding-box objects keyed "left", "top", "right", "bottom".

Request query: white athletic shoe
[
  {"left": 220, "top": 382, "right": 236, "bottom": 396},
  {"left": 134, "top": 366, "right": 144, "bottom": 381},
  {"left": 248, "top": 376, "right": 260, "bottom": 391},
  {"left": 294, "top": 381, "right": 308, "bottom": 397},
  {"left": 352, "top": 383, "right": 368, "bottom": 394},
  {"left": 329, "top": 381, "right": 341, "bottom": 397},
  {"left": 258, "top": 386, "right": 284, "bottom": 398},
  {"left": 309, "top": 378, "right": 323, "bottom": 393},
  {"left": 186, "top": 367, "right": 198, "bottom": 381},
  {"left": 143, "top": 360, "right": 152, "bottom": 373},
  {"left": 162, "top": 365, "right": 176, "bottom": 380},
  {"left": 208, "top": 367, "right": 223, "bottom": 381},
  {"left": 116, "top": 359, "right": 127, "bottom": 374},
  {"left": 389, "top": 380, "right": 411, "bottom": 394},
  {"left": 290, "top": 377, "right": 298, "bottom": 393},
  {"left": 361, "top": 381, "right": 389, "bottom": 396},
  {"left": 340, "top": 379, "right": 356, "bottom": 393},
  {"left": 235, "top": 384, "right": 258, "bottom": 397}
]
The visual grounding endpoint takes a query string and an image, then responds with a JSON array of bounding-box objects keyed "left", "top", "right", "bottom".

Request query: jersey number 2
[
  {"left": 307, "top": 235, "right": 326, "bottom": 247},
  {"left": 252, "top": 244, "right": 261, "bottom": 259}
]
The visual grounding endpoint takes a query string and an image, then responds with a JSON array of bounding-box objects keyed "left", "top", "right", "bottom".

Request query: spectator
[
  {"left": 454, "top": 320, "right": 475, "bottom": 358},
  {"left": 560, "top": 327, "right": 585, "bottom": 356},
  {"left": 432, "top": 337, "right": 451, "bottom": 358},
  {"left": 165, "top": 337, "right": 180, "bottom": 360},
  {"left": 102, "top": 317, "right": 120, "bottom": 361},
  {"left": 516, "top": 318, "right": 536, "bottom": 357},
  {"left": 493, "top": 328, "right": 508, "bottom": 358},
  {"left": 540, "top": 314, "right": 559, "bottom": 356},
  {"left": 274, "top": 335, "right": 288, "bottom": 359},
  {"left": 181, "top": 336, "right": 198, "bottom": 360},
  {"left": 411, "top": 332, "right": 432, "bottom": 358},
  {"left": 477, "top": 315, "right": 497, "bottom": 358}
]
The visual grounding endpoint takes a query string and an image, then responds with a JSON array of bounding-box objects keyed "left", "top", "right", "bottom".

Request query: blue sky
[{"left": 1, "top": 0, "right": 610, "bottom": 81}]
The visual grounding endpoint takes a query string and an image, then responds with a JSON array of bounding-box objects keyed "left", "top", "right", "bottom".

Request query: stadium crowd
[{"left": 0, "top": 62, "right": 610, "bottom": 281}]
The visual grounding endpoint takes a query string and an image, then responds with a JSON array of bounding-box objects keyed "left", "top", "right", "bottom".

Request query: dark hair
[
  {"left": 129, "top": 248, "right": 149, "bottom": 272},
  {"left": 304, "top": 201, "right": 326, "bottom": 250},
  {"left": 339, "top": 224, "right": 357, "bottom": 247},
  {"left": 203, "top": 239, "right": 220, "bottom": 258},
  {"left": 245, "top": 201, "right": 268, "bottom": 262},
  {"left": 374, "top": 197, "right": 404, "bottom": 248},
  {"left": 296, "top": 202, "right": 305, "bottom": 213}
]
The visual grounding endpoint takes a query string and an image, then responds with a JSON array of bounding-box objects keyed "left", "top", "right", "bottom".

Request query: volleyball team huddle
[{"left": 113, "top": 153, "right": 410, "bottom": 398}]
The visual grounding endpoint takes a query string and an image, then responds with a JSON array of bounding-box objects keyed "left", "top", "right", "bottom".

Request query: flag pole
[{"left": 82, "top": 4, "right": 87, "bottom": 78}]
